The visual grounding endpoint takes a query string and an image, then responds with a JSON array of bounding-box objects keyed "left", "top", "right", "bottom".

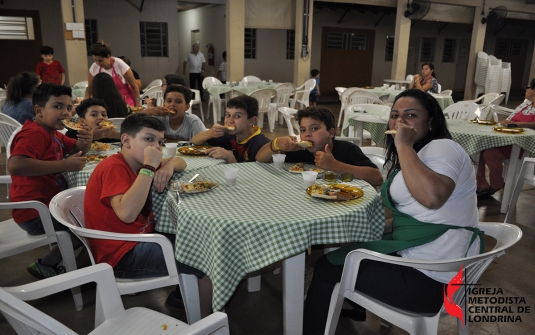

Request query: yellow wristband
[
  {"left": 273, "top": 137, "right": 281, "bottom": 151},
  {"left": 139, "top": 168, "right": 155, "bottom": 178}
]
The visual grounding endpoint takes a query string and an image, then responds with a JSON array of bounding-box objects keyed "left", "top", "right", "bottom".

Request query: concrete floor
[{"left": 1, "top": 95, "right": 534, "bottom": 334}]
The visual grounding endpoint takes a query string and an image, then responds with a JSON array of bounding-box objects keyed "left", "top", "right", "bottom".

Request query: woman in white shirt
[{"left": 303, "top": 89, "right": 482, "bottom": 334}]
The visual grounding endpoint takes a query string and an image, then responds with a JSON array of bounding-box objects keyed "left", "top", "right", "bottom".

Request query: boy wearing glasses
[
  {"left": 8, "top": 83, "right": 92, "bottom": 278},
  {"left": 256, "top": 107, "right": 383, "bottom": 187}
]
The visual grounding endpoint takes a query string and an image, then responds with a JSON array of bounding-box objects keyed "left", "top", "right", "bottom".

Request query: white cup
[
  {"left": 231, "top": 81, "right": 236, "bottom": 86},
  {"left": 223, "top": 167, "right": 239, "bottom": 186},
  {"left": 262, "top": 80, "right": 266, "bottom": 83},
  {"left": 272, "top": 154, "right": 286, "bottom": 169},
  {"left": 165, "top": 143, "right": 178, "bottom": 156},
  {"left": 269, "top": 79, "right": 273, "bottom": 83},
  {"left": 302, "top": 171, "right": 318, "bottom": 189}
]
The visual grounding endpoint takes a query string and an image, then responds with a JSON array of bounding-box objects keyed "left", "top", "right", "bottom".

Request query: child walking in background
[
  {"left": 310, "top": 69, "right": 320, "bottom": 107},
  {"left": 35, "top": 46, "right": 66, "bottom": 85}
]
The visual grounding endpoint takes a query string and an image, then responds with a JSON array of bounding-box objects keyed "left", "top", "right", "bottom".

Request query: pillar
[
  {"left": 293, "top": 0, "right": 313, "bottom": 86},
  {"left": 391, "top": 0, "right": 411, "bottom": 80},
  {"left": 226, "top": 0, "right": 245, "bottom": 83},
  {"left": 60, "top": 0, "right": 87, "bottom": 86}
]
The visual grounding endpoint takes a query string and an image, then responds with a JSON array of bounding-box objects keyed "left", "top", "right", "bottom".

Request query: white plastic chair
[
  {"left": 325, "top": 222, "right": 522, "bottom": 335},
  {"left": 504, "top": 157, "right": 535, "bottom": 223},
  {"left": 439, "top": 90, "right": 452, "bottom": 96},
  {"left": 490, "top": 105, "right": 515, "bottom": 122},
  {"left": 144, "top": 79, "right": 163, "bottom": 91},
  {"left": 405, "top": 74, "right": 414, "bottom": 82},
  {"left": 72, "top": 81, "right": 88, "bottom": 88},
  {"left": 443, "top": 102, "right": 481, "bottom": 120},
  {"left": 140, "top": 86, "right": 163, "bottom": 103},
  {"left": 289, "top": 78, "right": 316, "bottom": 110},
  {"left": 250, "top": 88, "right": 277, "bottom": 132},
  {"left": 360, "top": 146, "right": 386, "bottom": 182},
  {"left": 348, "top": 90, "right": 385, "bottom": 107},
  {"left": 202, "top": 76, "right": 226, "bottom": 121},
  {"left": 49, "top": 187, "right": 202, "bottom": 325},
  {"left": 270, "top": 83, "right": 296, "bottom": 128},
  {"left": 344, "top": 104, "right": 390, "bottom": 146},
  {"left": 0, "top": 263, "right": 230, "bottom": 335},
  {"left": 241, "top": 75, "right": 261, "bottom": 83},
  {"left": 108, "top": 118, "right": 125, "bottom": 130},
  {"left": 436, "top": 83, "right": 442, "bottom": 93},
  {"left": 337, "top": 87, "right": 362, "bottom": 128},
  {"left": 0, "top": 114, "right": 21, "bottom": 198},
  {"left": 0, "top": 175, "right": 82, "bottom": 311},
  {"left": 189, "top": 89, "right": 205, "bottom": 121},
  {"left": 335, "top": 87, "right": 346, "bottom": 98},
  {"left": 278, "top": 107, "right": 300, "bottom": 141}
]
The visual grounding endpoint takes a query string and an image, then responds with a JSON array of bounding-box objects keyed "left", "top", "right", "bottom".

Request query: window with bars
[
  {"left": 245, "top": 28, "right": 256, "bottom": 59},
  {"left": 442, "top": 38, "right": 456, "bottom": 63},
  {"left": 385, "top": 36, "right": 394, "bottom": 61},
  {"left": 286, "top": 30, "right": 295, "bottom": 60},
  {"left": 140, "top": 22, "right": 168, "bottom": 57},
  {"left": 0, "top": 16, "right": 34, "bottom": 40},
  {"left": 85, "top": 19, "right": 98, "bottom": 56},
  {"left": 496, "top": 41, "right": 525, "bottom": 56},
  {"left": 326, "top": 32, "right": 370, "bottom": 50},
  {"left": 420, "top": 37, "right": 435, "bottom": 62}
]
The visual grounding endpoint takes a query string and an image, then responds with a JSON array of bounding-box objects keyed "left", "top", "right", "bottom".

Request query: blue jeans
[
  {"left": 18, "top": 216, "right": 69, "bottom": 236},
  {"left": 113, "top": 232, "right": 205, "bottom": 279}
]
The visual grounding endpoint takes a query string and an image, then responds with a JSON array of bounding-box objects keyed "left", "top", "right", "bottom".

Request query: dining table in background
[
  {"left": 205, "top": 82, "right": 280, "bottom": 98},
  {"left": 356, "top": 87, "right": 454, "bottom": 111},
  {"left": 154, "top": 161, "right": 385, "bottom": 335}
]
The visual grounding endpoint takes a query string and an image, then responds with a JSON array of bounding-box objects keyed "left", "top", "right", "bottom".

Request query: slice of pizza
[
  {"left": 90, "top": 141, "right": 111, "bottom": 151},
  {"left": 62, "top": 119, "right": 83, "bottom": 131},
  {"left": 288, "top": 163, "right": 305, "bottom": 173},
  {"left": 297, "top": 141, "right": 313, "bottom": 149},
  {"left": 309, "top": 167, "right": 324, "bottom": 173},
  {"left": 86, "top": 154, "right": 109, "bottom": 162},
  {"left": 99, "top": 120, "right": 116, "bottom": 129}
]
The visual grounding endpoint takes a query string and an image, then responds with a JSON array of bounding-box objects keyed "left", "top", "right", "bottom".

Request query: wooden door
[
  {"left": 495, "top": 39, "right": 528, "bottom": 96},
  {"left": 320, "top": 27, "right": 375, "bottom": 96},
  {"left": 0, "top": 9, "right": 42, "bottom": 87}
]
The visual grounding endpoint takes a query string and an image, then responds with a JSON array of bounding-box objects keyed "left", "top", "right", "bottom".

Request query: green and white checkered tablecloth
[
  {"left": 356, "top": 87, "right": 454, "bottom": 111},
  {"left": 206, "top": 82, "right": 280, "bottom": 97},
  {"left": 155, "top": 162, "right": 385, "bottom": 310},
  {"left": 341, "top": 109, "right": 389, "bottom": 146}
]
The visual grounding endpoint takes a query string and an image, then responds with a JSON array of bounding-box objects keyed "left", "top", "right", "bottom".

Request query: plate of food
[
  {"left": 362, "top": 86, "right": 374, "bottom": 89},
  {"left": 492, "top": 126, "right": 525, "bottom": 134},
  {"left": 306, "top": 184, "right": 364, "bottom": 201},
  {"left": 471, "top": 119, "right": 497, "bottom": 125},
  {"left": 86, "top": 154, "right": 110, "bottom": 162},
  {"left": 130, "top": 106, "right": 144, "bottom": 112},
  {"left": 288, "top": 163, "right": 305, "bottom": 173},
  {"left": 178, "top": 146, "right": 210, "bottom": 155},
  {"left": 62, "top": 119, "right": 83, "bottom": 131},
  {"left": 181, "top": 180, "right": 220, "bottom": 193},
  {"left": 90, "top": 141, "right": 117, "bottom": 151}
]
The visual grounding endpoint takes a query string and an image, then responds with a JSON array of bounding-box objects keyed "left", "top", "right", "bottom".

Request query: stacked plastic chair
[
  {"left": 501, "top": 62, "right": 512, "bottom": 104},
  {"left": 474, "top": 51, "right": 488, "bottom": 99},
  {"left": 485, "top": 56, "right": 503, "bottom": 96}
]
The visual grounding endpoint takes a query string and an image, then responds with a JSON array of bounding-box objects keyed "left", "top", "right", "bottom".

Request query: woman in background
[
  {"left": 3, "top": 72, "right": 39, "bottom": 124},
  {"left": 409, "top": 62, "right": 439, "bottom": 94}
]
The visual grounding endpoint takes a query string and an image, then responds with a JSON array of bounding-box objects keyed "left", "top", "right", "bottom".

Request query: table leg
[
  {"left": 282, "top": 251, "right": 305, "bottom": 335},
  {"left": 500, "top": 145, "right": 520, "bottom": 213},
  {"left": 356, "top": 121, "right": 364, "bottom": 139}
]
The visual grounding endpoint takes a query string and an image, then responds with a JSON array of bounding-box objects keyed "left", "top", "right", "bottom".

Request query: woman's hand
[{"left": 392, "top": 122, "right": 418, "bottom": 149}]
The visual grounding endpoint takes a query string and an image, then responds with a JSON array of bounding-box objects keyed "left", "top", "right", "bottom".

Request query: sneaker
[
  {"left": 27, "top": 259, "right": 65, "bottom": 280},
  {"left": 164, "top": 291, "right": 186, "bottom": 312}
]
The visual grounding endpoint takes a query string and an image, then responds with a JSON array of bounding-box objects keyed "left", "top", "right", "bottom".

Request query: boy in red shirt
[
  {"left": 85, "top": 113, "right": 211, "bottom": 315},
  {"left": 8, "top": 83, "right": 92, "bottom": 278},
  {"left": 35, "top": 46, "right": 66, "bottom": 85}
]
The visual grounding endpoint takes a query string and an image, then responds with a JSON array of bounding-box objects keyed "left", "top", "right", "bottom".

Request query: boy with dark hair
[
  {"left": 256, "top": 106, "right": 383, "bottom": 187},
  {"left": 190, "top": 95, "right": 270, "bottom": 163},
  {"left": 310, "top": 69, "right": 320, "bottom": 107},
  {"left": 65, "top": 98, "right": 120, "bottom": 143},
  {"left": 35, "top": 46, "right": 66, "bottom": 85},
  {"left": 8, "top": 83, "right": 92, "bottom": 278},
  {"left": 85, "top": 113, "right": 212, "bottom": 314}
]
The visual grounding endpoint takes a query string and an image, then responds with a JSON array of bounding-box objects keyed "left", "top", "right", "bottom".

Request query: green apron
[{"left": 327, "top": 170, "right": 484, "bottom": 265}]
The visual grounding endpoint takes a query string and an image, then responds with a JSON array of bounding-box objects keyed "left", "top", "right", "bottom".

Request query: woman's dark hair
[
  {"left": 117, "top": 56, "right": 131, "bottom": 66},
  {"left": 164, "top": 74, "right": 186, "bottom": 86},
  {"left": 384, "top": 89, "right": 451, "bottom": 178},
  {"left": 164, "top": 84, "right": 192, "bottom": 104},
  {"left": 6, "top": 72, "right": 39, "bottom": 105},
  {"left": 90, "top": 40, "right": 112, "bottom": 58},
  {"left": 527, "top": 78, "right": 535, "bottom": 89},
  {"left": 422, "top": 62, "right": 436, "bottom": 78},
  {"left": 92, "top": 73, "right": 129, "bottom": 118}
]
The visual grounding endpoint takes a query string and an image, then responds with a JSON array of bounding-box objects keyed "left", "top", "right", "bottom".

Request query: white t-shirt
[
  {"left": 390, "top": 139, "right": 479, "bottom": 284},
  {"left": 154, "top": 113, "right": 206, "bottom": 141},
  {"left": 185, "top": 51, "right": 206, "bottom": 73},
  {"left": 89, "top": 57, "right": 130, "bottom": 85}
]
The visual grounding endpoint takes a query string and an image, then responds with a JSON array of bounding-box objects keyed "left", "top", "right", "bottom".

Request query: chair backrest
[
  {"left": 273, "top": 83, "right": 296, "bottom": 107},
  {"left": 6, "top": 125, "right": 22, "bottom": 161},
  {"left": 348, "top": 90, "right": 384, "bottom": 106},
  {"left": 360, "top": 146, "right": 386, "bottom": 181},
  {"left": 303, "top": 78, "right": 316, "bottom": 91},
  {"left": 140, "top": 86, "right": 163, "bottom": 100},
  {"left": 187, "top": 89, "right": 202, "bottom": 115},
  {"left": 436, "top": 83, "right": 442, "bottom": 93},
  {"left": 202, "top": 76, "right": 222, "bottom": 89},
  {"left": 340, "top": 87, "right": 362, "bottom": 104},
  {"left": 405, "top": 74, "right": 414, "bottom": 82},
  {"left": 278, "top": 107, "right": 300, "bottom": 139},
  {"left": 72, "top": 81, "right": 88, "bottom": 88},
  {"left": 108, "top": 118, "right": 125, "bottom": 130},
  {"left": 439, "top": 90, "right": 452, "bottom": 96},
  {"left": 490, "top": 105, "right": 515, "bottom": 122},
  {"left": 443, "top": 101, "right": 481, "bottom": 120},
  {"left": 144, "top": 79, "right": 162, "bottom": 90},
  {"left": 241, "top": 75, "right": 261, "bottom": 83},
  {"left": 0, "top": 115, "right": 21, "bottom": 149},
  {"left": 487, "top": 93, "right": 505, "bottom": 106},
  {"left": 250, "top": 89, "right": 277, "bottom": 112}
]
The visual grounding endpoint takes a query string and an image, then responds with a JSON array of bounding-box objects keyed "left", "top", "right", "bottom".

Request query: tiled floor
[{"left": 1, "top": 95, "right": 534, "bottom": 334}]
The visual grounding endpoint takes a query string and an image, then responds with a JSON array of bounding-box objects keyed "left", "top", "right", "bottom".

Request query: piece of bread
[
  {"left": 297, "top": 141, "right": 313, "bottom": 148},
  {"left": 167, "top": 109, "right": 176, "bottom": 115},
  {"left": 385, "top": 130, "right": 397, "bottom": 134},
  {"left": 226, "top": 125, "right": 235, "bottom": 131}
]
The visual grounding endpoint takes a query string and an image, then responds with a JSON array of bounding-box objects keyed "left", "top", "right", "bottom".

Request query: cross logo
[{"left": 443, "top": 265, "right": 479, "bottom": 327}]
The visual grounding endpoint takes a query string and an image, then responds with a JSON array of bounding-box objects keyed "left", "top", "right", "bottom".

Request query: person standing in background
[
  {"left": 35, "top": 46, "right": 65, "bottom": 85},
  {"left": 183, "top": 43, "right": 206, "bottom": 101},
  {"left": 217, "top": 51, "right": 227, "bottom": 84}
]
